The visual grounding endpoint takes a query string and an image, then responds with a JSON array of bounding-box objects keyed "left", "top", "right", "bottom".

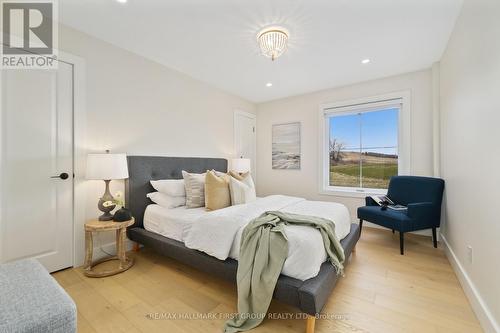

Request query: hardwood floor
[{"left": 52, "top": 227, "right": 483, "bottom": 333}]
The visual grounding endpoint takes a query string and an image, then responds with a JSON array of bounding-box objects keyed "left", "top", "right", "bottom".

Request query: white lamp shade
[
  {"left": 86, "top": 153, "right": 129, "bottom": 180},
  {"left": 231, "top": 158, "right": 251, "bottom": 173}
]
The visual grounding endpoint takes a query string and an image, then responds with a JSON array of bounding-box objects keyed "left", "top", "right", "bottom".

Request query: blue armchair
[{"left": 357, "top": 176, "right": 444, "bottom": 255}]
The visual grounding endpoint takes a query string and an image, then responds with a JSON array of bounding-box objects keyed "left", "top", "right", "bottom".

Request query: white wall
[
  {"left": 439, "top": 0, "right": 500, "bottom": 331},
  {"left": 58, "top": 25, "right": 256, "bottom": 264},
  {"left": 256, "top": 70, "right": 434, "bottom": 224}
]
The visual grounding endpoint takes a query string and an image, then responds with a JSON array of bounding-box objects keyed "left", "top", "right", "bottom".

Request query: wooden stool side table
[{"left": 84, "top": 218, "right": 135, "bottom": 278}]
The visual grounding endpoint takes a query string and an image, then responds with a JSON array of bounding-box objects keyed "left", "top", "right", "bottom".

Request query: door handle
[{"left": 51, "top": 172, "right": 69, "bottom": 180}]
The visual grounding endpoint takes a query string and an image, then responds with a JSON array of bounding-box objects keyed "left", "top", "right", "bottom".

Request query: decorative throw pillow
[
  {"left": 204, "top": 170, "right": 231, "bottom": 211},
  {"left": 228, "top": 170, "right": 249, "bottom": 181},
  {"left": 229, "top": 173, "right": 256, "bottom": 205},
  {"left": 150, "top": 179, "right": 185, "bottom": 197},
  {"left": 182, "top": 170, "right": 206, "bottom": 208},
  {"left": 147, "top": 192, "right": 186, "bottom": 209},
  {"left": 228, "top": 171, "right": 256, "bottom": 192}
]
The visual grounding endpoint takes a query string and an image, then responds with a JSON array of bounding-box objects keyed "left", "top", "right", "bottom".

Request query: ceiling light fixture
[
  {"left": 266, "top": 82, "right": 273, "bottom": 87},
  {"left": 361, "top": 58, "right": 371, "bottom": 64},
  {"left": 257, "top": 26, "right": 289, "bottom": 61},
  {"left": 116, "top": 0, "right": 127, "bottom": 3}
]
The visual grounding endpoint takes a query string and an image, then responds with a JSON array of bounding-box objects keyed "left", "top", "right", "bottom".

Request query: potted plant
[{"left": 102, "top": 191, "right": 133, "bottom": 222}]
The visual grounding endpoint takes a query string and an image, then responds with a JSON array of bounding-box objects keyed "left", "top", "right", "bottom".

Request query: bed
[{"left": 125, "top": 156, "right": 360, "bottom": 333}]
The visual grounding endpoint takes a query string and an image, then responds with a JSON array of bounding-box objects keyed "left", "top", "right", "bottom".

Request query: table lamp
[
  {"left": 231, "top": 158, "right": 251, "bottom": 174},
  {"left": 86, "top": 152, "right": 129, "bottom": 221}
]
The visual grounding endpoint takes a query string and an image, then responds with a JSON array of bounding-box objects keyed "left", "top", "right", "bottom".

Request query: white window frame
[{"left": 318, "top": 91, "right": 411, "bottom": 198}]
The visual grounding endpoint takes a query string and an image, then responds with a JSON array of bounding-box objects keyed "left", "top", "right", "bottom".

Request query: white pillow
[
  {"left": 229, "top": 174, "right": 256, "bottom": 205},
  {"left": 150, "top": 179, "right": 185, "bottom": 197},
  {"left": 147, "top": 192, "right": 186, "bottom": 209}
]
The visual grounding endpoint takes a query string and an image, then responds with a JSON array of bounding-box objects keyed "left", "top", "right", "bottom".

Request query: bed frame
[{"left": 125, "top": 156, "right": 360, "bottom": 333}]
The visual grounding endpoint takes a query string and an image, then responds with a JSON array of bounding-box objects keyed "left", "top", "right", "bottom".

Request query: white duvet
[{"left": 183, "top": 195, "right": 351, "bottom": 280}]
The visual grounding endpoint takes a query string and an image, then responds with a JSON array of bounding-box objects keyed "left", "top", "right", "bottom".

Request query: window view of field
[
  {"left": 330, "top": 150, "right": 398, "bottom": 189},
  {"left": 328, "top": 108, "right": 399, "bottom": 189}
]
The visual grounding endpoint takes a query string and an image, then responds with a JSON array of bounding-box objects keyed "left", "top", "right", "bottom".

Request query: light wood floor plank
[
  {"left": 52, "top": 227, "right": 482, "bottom": 333},
  {"left": 77, "top": 311, "right": 98, "bottom": 333}
]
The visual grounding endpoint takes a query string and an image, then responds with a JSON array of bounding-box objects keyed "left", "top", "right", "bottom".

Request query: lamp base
[
  {"left": 97, "top": 180, "right": 116, "bottom": 222},
  {"left": 98, "top": 212, "right": 114, "bottom": 221}
]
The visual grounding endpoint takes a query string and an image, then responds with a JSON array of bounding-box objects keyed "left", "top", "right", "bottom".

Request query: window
[{"left": 320, "top": 94, "right": 410, "bottom": 195}]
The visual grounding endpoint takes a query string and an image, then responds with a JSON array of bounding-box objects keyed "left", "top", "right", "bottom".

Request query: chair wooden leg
[
  {"left": 392, "top": 229, "right": 395, "bottom": 234},
  {"left": 400, "top": 232, "right": 404, "bottom": 255},
  {"left": 432, "top": 227, "right": 438, "bottom": 248},
  {"left": 359, "top": 219, "right": 363, "bottom": 234},
  {"left": 306, "top": 315, "right": 316, "bottom": 333}
]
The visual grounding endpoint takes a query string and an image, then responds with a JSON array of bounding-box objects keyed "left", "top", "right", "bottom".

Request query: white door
[
  {"left": 234, "top": 111, "right": 256, "bottom": 177},
  {"left": 0, "top": 61, "right": 74, "bottom": 272}
]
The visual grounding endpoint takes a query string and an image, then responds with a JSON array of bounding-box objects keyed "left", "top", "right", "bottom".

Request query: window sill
[{"left": 319, "top": 187, "right": 387, "bottom": 199}]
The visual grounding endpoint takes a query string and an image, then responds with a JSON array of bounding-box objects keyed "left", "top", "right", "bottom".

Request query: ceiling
[{"left": 59, "top": 0, "right": 463, "bottom": 103}]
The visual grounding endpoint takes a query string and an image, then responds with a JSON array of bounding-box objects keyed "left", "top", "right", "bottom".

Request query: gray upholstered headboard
[{"left": 125, "top": 156, "right": 228, "bottom": 228}]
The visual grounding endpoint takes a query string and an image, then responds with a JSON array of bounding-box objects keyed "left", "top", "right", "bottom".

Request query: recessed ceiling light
[
  {"left": 361, "top": 59, "right": 371, "bottom": 64},
  {"left": 116, "top": 0, "right": 127, "bottom": 3},
  {"left": 266, "top": 82, "right": 273, "bottom": 87}
]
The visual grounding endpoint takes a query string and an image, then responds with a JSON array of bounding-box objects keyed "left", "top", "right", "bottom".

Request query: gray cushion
[{"left": 0, "top": 259, "right": 77, "bottom": 333}]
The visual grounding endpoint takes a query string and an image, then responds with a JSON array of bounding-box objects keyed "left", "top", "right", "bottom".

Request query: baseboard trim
[{"left": 440, "top": 234, "right": 499, "bottom": 333}]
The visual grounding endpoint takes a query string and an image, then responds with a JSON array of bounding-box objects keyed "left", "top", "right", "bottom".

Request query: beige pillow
[
  {"left": 228, "top": 172, "right": 256, "bottom": 205},
  {"left": 204, "top": 170, "right": 231, "bottom": 211},
  {"left": 182, "top": 170, "right": 206, "bottom": 208}
]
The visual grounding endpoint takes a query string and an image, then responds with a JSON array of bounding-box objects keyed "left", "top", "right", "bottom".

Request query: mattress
[
  {"left": 145, "top": 195, "right": 352, "bottom": 280},
  {"left": 143, "top": 204, "right": 207, "bottom": 242}
]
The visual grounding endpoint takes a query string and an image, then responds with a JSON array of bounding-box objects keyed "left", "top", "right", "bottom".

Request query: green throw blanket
[{"left": 223, "top": 211, "right": 345, "bottom": 333}]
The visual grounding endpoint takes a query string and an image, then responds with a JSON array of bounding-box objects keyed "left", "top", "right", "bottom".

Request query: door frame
[
  {"left": 233, "top": 109, "right": 257, "bottom": 179},
  {"left": 0, "top": 50, "right": 86, "bottom": 269}
]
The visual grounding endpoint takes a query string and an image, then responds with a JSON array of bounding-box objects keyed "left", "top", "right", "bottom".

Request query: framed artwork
[{"left": 272, "top": 122, "right": 301, "bottom": 169}]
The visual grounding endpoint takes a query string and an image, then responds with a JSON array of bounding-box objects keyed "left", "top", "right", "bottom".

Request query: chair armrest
[
  {"left": 407, "top": 202, "right": 436, "bottom": 220},
  {"left": 365, "top": 196, "right": 378, "bottom": 206}
]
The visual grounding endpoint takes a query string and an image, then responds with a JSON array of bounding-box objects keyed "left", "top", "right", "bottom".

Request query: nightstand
[{"left": 83, "top": 218, "right": 135, "bottom": 277}]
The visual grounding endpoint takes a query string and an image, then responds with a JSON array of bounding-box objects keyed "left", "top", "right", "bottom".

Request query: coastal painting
[{"left": 272, "top": 122, "right": 301, "bottom": 169}]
